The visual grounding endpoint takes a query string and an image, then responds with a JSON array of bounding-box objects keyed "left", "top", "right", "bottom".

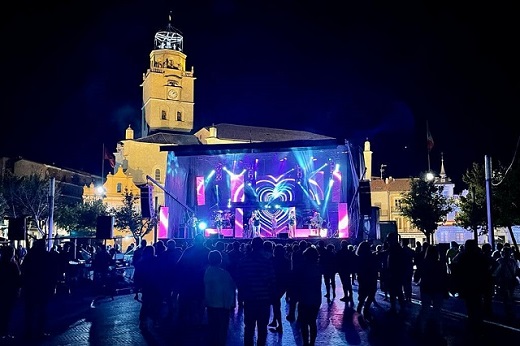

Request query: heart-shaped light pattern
[{"left": 255, "top": 175, "right": 296, "bottom": 236}]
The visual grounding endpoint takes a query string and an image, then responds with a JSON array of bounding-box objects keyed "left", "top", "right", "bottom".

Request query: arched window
[
  {"left": 155, "top": 169, "right": 161, "bottom": 182},
  {"left": 116, "top": 183, "right": 122, "bottom": 193}
]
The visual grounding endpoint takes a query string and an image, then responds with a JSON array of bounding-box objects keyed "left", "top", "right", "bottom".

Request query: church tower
[{"left": 141, "top": 14, "right": 195, "bottom": 136}]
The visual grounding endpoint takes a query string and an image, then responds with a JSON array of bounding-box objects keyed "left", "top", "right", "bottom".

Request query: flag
[
  {"left": 104, "top": 147, "right": 115, "bottom": 168},
  {"left": 426, "top": 123, "right": 434, "bottom": 152}
]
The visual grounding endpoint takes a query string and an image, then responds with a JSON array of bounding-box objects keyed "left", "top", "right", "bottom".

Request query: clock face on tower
[{"left": 168, "top": 89, "right": 178, "bottom": 100}]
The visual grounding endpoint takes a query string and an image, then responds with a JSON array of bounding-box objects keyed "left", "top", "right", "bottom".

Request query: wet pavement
[{"left": 1, "top": 276, "right": 519, "bottom": 345}]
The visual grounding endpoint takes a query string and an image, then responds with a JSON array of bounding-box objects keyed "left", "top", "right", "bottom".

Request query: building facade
[{"left": 84, "top": 17, "right": 335, "bottom": 231}]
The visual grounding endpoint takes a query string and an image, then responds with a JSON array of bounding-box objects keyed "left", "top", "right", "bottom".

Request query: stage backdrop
[{"left": 162, "top": 140, "right": 361, "bottom": 239}]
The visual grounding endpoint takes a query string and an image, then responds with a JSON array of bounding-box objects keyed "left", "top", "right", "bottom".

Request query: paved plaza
[{"left": 1, "top": 275, "right": 519, "bottom": 346}]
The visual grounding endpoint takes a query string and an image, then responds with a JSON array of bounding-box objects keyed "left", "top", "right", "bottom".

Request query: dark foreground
[{"left": 1, "top": 276, "right": 519, "bottom": 346}]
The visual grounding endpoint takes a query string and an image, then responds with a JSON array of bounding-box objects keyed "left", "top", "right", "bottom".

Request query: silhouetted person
[
  {"left": 445, "top": 241, "right": 459, "bottom": 297},
  {"left": 237, "top": 237, "right": 276, "bottom": 346},
  {"left": 227, "top": 241, "right": 243, "bottom": 282},
  {"left": 286, "top": 240, "right": 309, "bottom": 321},
  {"left": 321, "top": 243, "right": 337, "bottom": 301},
  {"left": 92, "top": 245, "right": 114, "bottom": 296},
  {"left": 15, "top": 244, "right": 27, "bottom": 265},
  {"left": 204, "top": 250, "right": 236, "bottom": 346},
  {"left": 480, "top": 243, "right": 495, "bottom": 318},
  {"left": 215, "top": 241, "right": 231, "bottom": 270},
  {"left": 355, "top": 241, "right": 379, "bottom": 321},
  {"left": 268, "top": 243, "right": 290, "bottom": 333},
  {"left": 227, "top": 241, "right": 244, "bottom": 307},
  {"left": 132, "top": 239, "right": 147, "bottom": 300},
  {"left": 413, "top": 245, "right": 448, "bottom": 339},
  {"left": 296, "top": 246, "right": 322, "bottom": 346},
  {"left": 336, "top": 240, "right": 355, "bottom": 305},
  {"left": 176, "top": 234, "right": 210, "bottom": 328},
  {"left": 452, "top": 239, "right": 489, "bottom": 334},
  {"left": 0, "top": 245, "right": 21, "bottom": 340},
  {"left": 492, "top": 246, "right": 518, "bottom": 321},
  {"left": 20, "top": 239, "right": 56, "bottom": 340},
  {"left": 385, "top": 232, "right": 407, "bottom": 313},
  {"left": 134, "top": 245, "right": 162, "bottom": 332},
  {"left": 375, "top": 242, "right": 390, "bottom": 301},
  {"left": 159, "top": 239, "right": 183, "bottom": 320},
  {"left": 402, "top": 243, "right": 415, "bottom": 302}
]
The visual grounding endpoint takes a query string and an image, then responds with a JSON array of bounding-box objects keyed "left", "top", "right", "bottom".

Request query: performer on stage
[
  {"left": 288, "top": 210, "right": 296, "bottom": 238},
  {"left": 187, "top": 213, "right": 198, "bottom": 238},
  {"left": 250, "top": 210, "right": 261, "bottom": 237},
  {"left": 270, "top": 214, "right": 277, "bottom": 236},
  {"left": 309, "top": 211, "right": 323, "bottom": 236},
  {"left": 214, "top": 212, "right": 224, "bottom": 238}
]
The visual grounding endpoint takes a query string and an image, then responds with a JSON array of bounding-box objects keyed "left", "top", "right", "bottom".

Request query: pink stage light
[
  {"left": 230, "top": 174, "right": 244, "bottom": 202},
  {"left": 158, "top": 206, "right": 169, "bottom": 239},
  {"left": 337, "top": 203, "right": 349, "bottom": 238},
  {"left": 234, "top": 208, "right": 244, "bottom": 238},
  {"left": 332, "top": 170, "right": 342, "bottom": 202},
  {"left": 196, "top": 176, "right": 205, "bottom": 206}
]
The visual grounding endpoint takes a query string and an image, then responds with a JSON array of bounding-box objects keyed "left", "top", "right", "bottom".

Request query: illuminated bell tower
[{"left": 141, "top": 14, "right": 195, "bottom": 136}]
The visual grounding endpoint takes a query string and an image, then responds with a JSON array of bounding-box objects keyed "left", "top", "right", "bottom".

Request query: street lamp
[{"left": 380, "top": 164, "right": 387, "bottom": 180}]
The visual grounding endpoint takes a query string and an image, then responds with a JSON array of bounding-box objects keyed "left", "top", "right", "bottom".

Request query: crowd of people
[
  {"left": 0, "top": 234, "right": 519, "bottom": 345},
  {"left": 129, "top": 233, "right": 519, "bottom": 345}
]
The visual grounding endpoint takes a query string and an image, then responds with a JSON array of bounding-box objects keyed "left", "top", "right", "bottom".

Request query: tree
[
  {"left": 0, "top": 171, "right": 61, "bottom": 237},
  {"left": 493, "top": 159, "right": 520, "bottom": 250},
  {"left": 399, "top": 175, "right": 454, "bottom": 244},
  {"left": 54, "top": 199, "right": 108, "bottom": 237},
  {"left": 454, "top": 163, "right": 488, "bottom": 239},
  {"left": 455, "top": 160, "right": 520, "bottom": 250},
  {"left": 0, "top": 193, "right": 7, "bottom": 220},
  {"left": 111, "top": 188, "right": 156, "bottom": 243}
]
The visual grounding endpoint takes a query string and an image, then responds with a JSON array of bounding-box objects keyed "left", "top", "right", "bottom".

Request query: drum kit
[{"left": 213, "top": 209, "right": 232, "bottom": 228}]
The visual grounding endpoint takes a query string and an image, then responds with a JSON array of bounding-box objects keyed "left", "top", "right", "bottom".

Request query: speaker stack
[
  {"left": 96, "top": 215, "right": 114, "bottom": 239},
  {"left": 8, "top": 217, "right": 27, "bottom": 241}
]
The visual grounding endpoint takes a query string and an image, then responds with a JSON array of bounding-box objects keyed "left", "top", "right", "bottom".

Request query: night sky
[{"left": 1, "top": 1, "right": 518, "bottom": 192}]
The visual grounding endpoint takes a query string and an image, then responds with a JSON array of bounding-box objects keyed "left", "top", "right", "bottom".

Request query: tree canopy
[{"left": 399, "top": 175, "right": 454, "bottom": 244}]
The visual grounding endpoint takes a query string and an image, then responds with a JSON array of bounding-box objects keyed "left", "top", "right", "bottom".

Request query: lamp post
[
  {"left": 470, "top": 186, "right": 478, "bottom": 241},
  {"left": 485, "top": 155, "right": 494, "bottom": 250}
]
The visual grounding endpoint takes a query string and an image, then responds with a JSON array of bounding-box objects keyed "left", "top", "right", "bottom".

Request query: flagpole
[
  {"left": 427, "top": 147, "right": 431, "bottom": 172},
  {"left": 101, "top": 143, "right": 105, "bottom": 185},
  {"left": 426, "top": 121, "right": 432, "bottom": 171}
]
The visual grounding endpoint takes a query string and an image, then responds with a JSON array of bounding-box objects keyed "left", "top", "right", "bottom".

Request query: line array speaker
[
  {"left": 140, "top": 184, "right": 154, "bottom": 218},
  {"left": 359, "top": 181, "right": 372, "bottom": 215}
]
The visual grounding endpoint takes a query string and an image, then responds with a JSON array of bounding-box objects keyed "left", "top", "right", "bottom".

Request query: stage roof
[{"left": 160, "top": 138, "right": 347, "bottom": 157}]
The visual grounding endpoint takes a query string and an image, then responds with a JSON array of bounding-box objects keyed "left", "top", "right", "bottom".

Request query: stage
[
  {"left": 162, "top": 235, "right": 350, "bottom": 251},
  {"left": 158, "top": 139, "right": 362, "bottom": 241},
  {"left": 201, "top": 227, "right": 334, "bottom": 239}
]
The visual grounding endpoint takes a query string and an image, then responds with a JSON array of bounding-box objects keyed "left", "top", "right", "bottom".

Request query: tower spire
[
  {"left": 440, "top": 152, "right": 447, "bottom": 181},
  {"left": 154, "top": 11, "right": 183, "bottom": 51}
]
